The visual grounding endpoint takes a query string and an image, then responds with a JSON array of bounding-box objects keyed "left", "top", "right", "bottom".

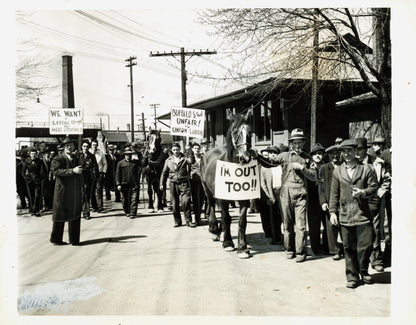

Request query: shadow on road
[
  {"left": 80, "top": 235, "right": 147, "bottom": 245},
  {"left": 371, "top": 271, "right": 391, "bottom": 284},
  {"left": 90, "top": 213, "right": 127, "bottom": 219},
  {"left": 245, "top": 232, "right": 286, "bottom": 256}
]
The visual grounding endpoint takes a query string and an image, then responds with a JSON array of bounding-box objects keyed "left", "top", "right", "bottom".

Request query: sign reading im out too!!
[{"left": 215, "top": 160, "right": 260, "bottom": 200}]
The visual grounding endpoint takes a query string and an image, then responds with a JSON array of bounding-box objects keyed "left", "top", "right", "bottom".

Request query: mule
[
  {"left": 200, "top": 108, "right": 255, "bottom": 259},
  {"left": 142, "top": 129, "right": 168, "bottom": 212}
]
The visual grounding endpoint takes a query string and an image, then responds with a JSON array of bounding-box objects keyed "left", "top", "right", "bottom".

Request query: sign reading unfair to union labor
[
  {"left": 215, "top": 160, "right": 260, "bottom": 200},
  {"left": 170, "top": 107, "right": 205, "bottom": 138},
  {"left": 49, "top": 108, "right": 84, "bottom": 135}
]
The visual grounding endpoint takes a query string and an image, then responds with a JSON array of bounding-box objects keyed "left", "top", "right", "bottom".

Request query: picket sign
[
  {"left": 49, "top": 108, "right": 83, "bottom": 135},
  {"left": 170, "top": 107, "right": 205, "bottom": 139},
  {"left": 214, "top": 160, "right": 260, "bottom": 200}
]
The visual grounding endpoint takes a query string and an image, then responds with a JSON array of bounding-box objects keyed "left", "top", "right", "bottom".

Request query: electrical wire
[{"left": 74, "top": 10, "right": 180, "bottom": 48}]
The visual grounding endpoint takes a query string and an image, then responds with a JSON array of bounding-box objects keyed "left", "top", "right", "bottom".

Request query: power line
[
  {"left": 75, "top": 10, "right": 179, "bottom": 48},
  {"left": 17, "top": 17, "right": 140, "bottom": 53},
  {"left": 110, "top": 10, "right": 195, "bottom": 47},
  {"left": 150, "top": 48, "right": 217, "bottom": 108},
  {"left": 69, "top": 11, "right": 153, "bottom": 52}
]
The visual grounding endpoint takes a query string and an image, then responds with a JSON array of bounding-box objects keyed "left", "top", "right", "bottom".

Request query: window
[{"left": 255, "top": 100, "right": 271, "bottom": 141}]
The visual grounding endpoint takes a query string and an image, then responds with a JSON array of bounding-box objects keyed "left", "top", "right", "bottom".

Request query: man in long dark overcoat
[{"left": 50, "top": 137, "right": 83, "bottom": 246}]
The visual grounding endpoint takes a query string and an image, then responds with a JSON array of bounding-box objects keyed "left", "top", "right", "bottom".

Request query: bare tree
[
  {"left": 199, "top": 8, "right": 391, "bottom": 146},
  {"left": 16, "top": 11, "right": 60, "bottom": 118}
]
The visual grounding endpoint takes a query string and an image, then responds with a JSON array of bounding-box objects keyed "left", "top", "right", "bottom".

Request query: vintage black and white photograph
[{"left": 2, "top": 0, "right": 416, "bottom": 324}]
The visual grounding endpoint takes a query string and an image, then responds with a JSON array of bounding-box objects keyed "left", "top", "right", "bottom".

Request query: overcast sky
[{"left": 16, "top": 6, "right": 242, "bottom": 130}]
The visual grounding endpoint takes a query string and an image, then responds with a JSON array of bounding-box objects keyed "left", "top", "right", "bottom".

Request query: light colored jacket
[
  {"left": 90, "top": 149, "right": 108, "bottom": 173},
  {"left": 260, "top": 166, "right": 275, "bottom": 203}
]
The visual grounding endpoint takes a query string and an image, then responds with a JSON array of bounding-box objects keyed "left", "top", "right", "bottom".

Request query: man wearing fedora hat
[
  {"left": 50, "top": 137, "right": 83, "bottom": 246},
  {"left": 274, "top": 128, "right": 317, "bottom": 262},
  {"left": 329, "top": 139, "right": 377, "bottom": 288},
  {"left": 318, "top": 144, "right": 344, "bottom": 260},
  {"left": 307, "top": 143, "right": 329, "bottom": 256},
  {"left": 116, "top": 148, "right": 140, "bottom": 219},
  {"left": 356, "top": 137, "right": 391, "bottom": 272}
]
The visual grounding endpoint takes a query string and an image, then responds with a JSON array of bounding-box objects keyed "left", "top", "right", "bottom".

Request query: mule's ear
[
  {"left": 226, "top": 108, "right": 234, "bottom": 121},
  {"left": 149, "top": 126, "right": 152, "bottom": 131},
  {"left": 244, "top": 107, "right": 253, "bottom": 120},
  {"left": 158, "top": 129, "right": 162, "bottom": 134}
]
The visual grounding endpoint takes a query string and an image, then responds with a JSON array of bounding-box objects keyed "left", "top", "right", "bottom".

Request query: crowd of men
[
  {"left": 16, "top": 129, "right": 392, "bottom": 288},
  {"left": 255, "top": 128, "right": 392, "bottom": 288}
]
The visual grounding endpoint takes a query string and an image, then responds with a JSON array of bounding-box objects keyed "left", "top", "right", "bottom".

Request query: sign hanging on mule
[
  {"left": 170, "top": 107, "right": 205, "bottom": 138},
  {"left": 49, "top": 108, "right": 84, "bottom": 135},
  {"left": 215, "top": 160, "right": 260, "bottom": 200}
]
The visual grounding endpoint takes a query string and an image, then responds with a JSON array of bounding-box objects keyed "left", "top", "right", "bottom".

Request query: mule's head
[
  {"left": 227, "top": 108, "right": 253, "bottom": 164},
  {"left": 147, "top": 128, "right": 161, "bottom": 154}
]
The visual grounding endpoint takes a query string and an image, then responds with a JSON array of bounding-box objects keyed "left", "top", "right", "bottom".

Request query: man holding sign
[{"left": 160, "top": 143, "right": 195, "bottom": 227}]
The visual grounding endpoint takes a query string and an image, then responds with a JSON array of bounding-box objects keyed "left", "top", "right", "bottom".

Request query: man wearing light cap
[
  {"left": 329, "top": 139, "right": 377, "bottom": 288},
  {"left": 319, "top": 144, "right": 343, "bottom": 260},
  {"left": 105, "top": 144, "right": 119, "bottom": 202},
  {"left": 274, "top": 128, "right": 317, "bottom": 262}
]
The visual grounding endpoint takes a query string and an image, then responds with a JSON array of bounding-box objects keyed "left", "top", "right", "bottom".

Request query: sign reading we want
[
  {"left": 215, "top": 160, "right": 260, "bottom": 200},
  {"left": 170, "top": 107, "right": 205, "bottom": 139},
  {"left": 49, "top": 108, "right": 83, "bottom": 135}
]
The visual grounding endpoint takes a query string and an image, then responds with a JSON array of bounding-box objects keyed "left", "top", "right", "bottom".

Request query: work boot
[{"left": 295, "top": 254, "right": 306, "bottom": 263}]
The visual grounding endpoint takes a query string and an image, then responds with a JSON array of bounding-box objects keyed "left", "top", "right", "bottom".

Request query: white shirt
[{"left": 271, "top": 166, "right": 283, "bottom": 189}]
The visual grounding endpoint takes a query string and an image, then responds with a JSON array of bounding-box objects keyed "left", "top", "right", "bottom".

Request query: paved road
[{"left": 14, "top": 198, "right": 390, "bottom": 317}]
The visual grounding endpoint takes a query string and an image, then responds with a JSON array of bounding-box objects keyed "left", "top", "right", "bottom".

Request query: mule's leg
[
  {"left": 154, "top": 180, "right": 164, "bottom": 211},
  {"left": 220, "top": 200, "right": 235, "bottom": 251},
  {"left": 146, "top": 176, "right": 154, "bottom": 210},
  {"left": 207, "top": 195, "right": 221, "bottom": 241},
  {"left": 237, "top": 200, "right": 250, "bottom": 258}
]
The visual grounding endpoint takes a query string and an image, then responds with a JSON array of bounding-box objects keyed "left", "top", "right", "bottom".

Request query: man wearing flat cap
[
  {"left": 318, "top": 144, "right": 343, "bottom": 260},
  {"left": 306, "top": 143, "right": 329, "bottom": 256},
  {"left": 274, "top": 128, "right": 317, "bottom": 263},
  {"left": 355, "top": 137, "right": 391, "bottom": 272},
  {"left": 78, "top": 140, "right": 99, "bottom": 220},
  {"left": 160, "top": 142, "right": 195, "bottom": 227},
  {"left": 105, "top": 144, "right": 120, "bottom": 202},
  {"left": 329, "top": 139, "right": 378, "bottom": 288},
  {"left": 50, "top": 137, "right": 83, "bottom": 246},
  {"left": 116, "top": 149, "right": 140, "bottom": 219},
  {"left": 22, "top": 147, "right": 46, "bottom": 216}
]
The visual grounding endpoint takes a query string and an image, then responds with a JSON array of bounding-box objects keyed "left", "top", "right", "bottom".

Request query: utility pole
[
  {"left": 141, "top": 112, "right": 147, "bottom": 140},
  {"left": 125, "top": 56, "right": 137, "bottom": 142},
  {"left": 149, "top": 103, "right": 160, "bottom": 129},
  {"left": 62, "top": 55, "right": 81, "bottom": 148},
  {"left": 149, "top": 48, "right": 217, "bottom": 108}
]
